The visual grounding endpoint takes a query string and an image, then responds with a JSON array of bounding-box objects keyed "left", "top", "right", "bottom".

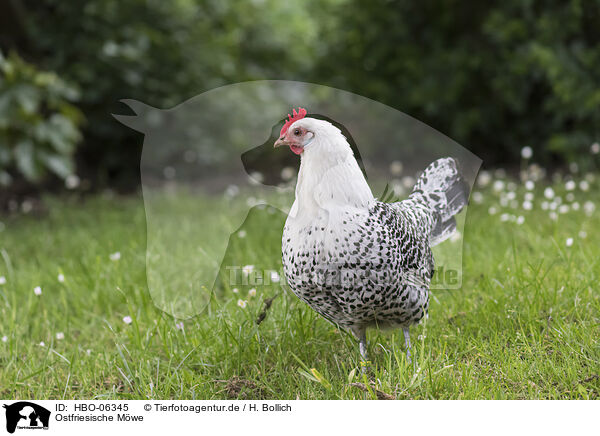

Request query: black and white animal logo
[{"left": 3, "top": 402, "right": 50, "bottom": 434}]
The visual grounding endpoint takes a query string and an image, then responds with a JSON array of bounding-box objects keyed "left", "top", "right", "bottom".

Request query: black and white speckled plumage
[
  {"left": 283, "top": 198, "right": 432, "bottom": 328},
  {"left": 277, "top": 116, "right": 468, "bottom": 356}
]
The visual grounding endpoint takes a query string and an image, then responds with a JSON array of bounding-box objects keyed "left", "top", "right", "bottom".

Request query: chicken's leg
[
  {"left": 352, "top": 326, "right": 369, "bottom": 371},
  {"left": 403, "top": 327, "right": 412, "bottom": 362}
]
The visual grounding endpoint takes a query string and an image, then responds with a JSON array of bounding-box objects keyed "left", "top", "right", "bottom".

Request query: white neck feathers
[{"left": 291, "top": 123, "right": 374, "bottom": 220}]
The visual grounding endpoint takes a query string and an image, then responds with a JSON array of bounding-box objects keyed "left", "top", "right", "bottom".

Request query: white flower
[
  {"left": 225, "top": 184, "right": 240, "bottom": 198},
  {"left": 450, "top": 231, "right": 461, "bottom": 242},
  {"left": 122, "top": 316, "right": 133, "bottom": 325},
  {"left": 506, "top": 191, "right": 516, "bottom": 200},
  {"left": 237, "top": 230, "right": 247, "bottom": 238},
  {"left": 522, "top": 201, "right": 533, "bottom": 211},
  {"left": 500, "top": 213, "right": 511, "bottom": 222},
  {"left": 248, "top": 171, "right": 264, "bottom": 186},
  {"left": 559, "top": 205, "right": 569, "bottom": 214},
  {"left": 232, "top": 287, "right": 239, "bottom": 294},
  {"left": 0, "top": 276, "right": 5, "bottom": 285},
  {"left": 525, "top": 180, "right": 535, "bottom": 191},
  {"left": 248, "top": 288, "right": 257, "bottom": 297},
  {"left": 549, "top": 201, "right": 557, "bottom": 210},
  {"left": 565, "top": 180, "right": 576, "bottom": 191},
  {"left": 391, "top": 181, "right": 405, "bottom": 196},
  {"left": 270, "top": 271, "right": 280, "bottom": 283},
  {"left": 402, "top": 176, "right": 416, "bottom": 189},
  {"left": 572, "top": 202, "right": 580, "bottom": 211},
  {"left": 39, "top": 341, "right": 46, "bottom": 347},
  {"left": 281, "top": 166, "right": 296, "bottom": 181},
  {"left": 566, "top": 238, "right": 574, "bottom": 247},
  {"left": 493, "top": 180, "right": 505, "bottom": 192},
  {"left": 242, "top": 265, "right": 255, "bottom": 276},
  {"left": 541, "top": 201, "right": 549, "bottom": 210},
  {"left": 34, "top": 286, "right": 42, "bottom": 296},
  {"left": 109, "top": 252, "right": 121, "bottom": 261},
  {"left": 477, "top": 171, "right": 492, "bottom": 187},
  {"left": 175, "top": 322, "right": 184, "bottom": 331},
  {"left": 591, "top": 143, "right": 600, "bottom": 154},
  {"left": 389, "top": 161, "right": 403, "bottom": 176},
  {"left": 56, "top": 332, "right": 64, "bottom": 340},
  {"left": 584, "top": 201, "right": 595, "bottom": 216},
  {"left": 86, "top": 349, "right": 92, "bottom": 356},
  {"left": 472, "top": 192, "right": 483, "bottom": 203},
  {"left": 18, "top": 200, "right": 28, "bottom": 213},
  {"left": 569, "top": 162, "right": 579, "bottom": 173},
  {"left": 246, "top": 197, "right": 257, "bottom": 207},
  {"left": 65, "top": 174, "right": 80, "bottom": 189},
  {"left": 524, "top": 192, "right": 534, "bottom": 202},
  {"left": 544, "top": 187, "right": 555, "bottom": 199},
  {"left": 488, "top": 206, "right": 497, "bottom": 215},
  {"left": 516, "top": 216, "right": 525, "bottom": 225},
  {"left": 579, "top": 230, "right": 587, "bottom": 239},
  {"left": 1, "top": 336, "right": 7, "bottom": 343},
  {"left": 579, "top": 181, "right": 590, "bottom": 192},
  {"left": 237, "top": 299, "right": 247, "bottom": 308},
  {"left": 57, "top": 273, "right": 65, "bottom": 283},
  {"left": 521, "top": 146, "right": 533, "bottom": 159},
  {"left": 566, "top": 193, "right": 575, "bottom": 202},
  {"left": 549, "top": 212, "right": 558, "bottom": 221}
]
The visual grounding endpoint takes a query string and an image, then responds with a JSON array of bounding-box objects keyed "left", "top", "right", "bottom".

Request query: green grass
[{"left": 0, "top": 179, "right": 599, "bottom": 400}]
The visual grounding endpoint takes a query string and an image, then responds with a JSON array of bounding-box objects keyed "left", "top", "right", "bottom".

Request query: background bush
[
  {"left": 0, "top": 51, "right": 83, "bottom": 188},
  {"left": 313, "top": 0, "right": 600, "bottom": 168},
  {"left": 1, "top": 0, "right": 322, "bottom": 191},
  {"left": 0, "top": 0, "right": 598, "bottom": 194}
]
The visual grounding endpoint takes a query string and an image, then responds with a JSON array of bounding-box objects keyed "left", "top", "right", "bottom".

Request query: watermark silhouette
[{"left": 114, "top": 81, "right": 481, "bottom": 318}]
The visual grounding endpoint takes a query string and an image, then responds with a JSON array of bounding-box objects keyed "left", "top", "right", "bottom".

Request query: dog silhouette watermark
[{"left": 3, "top": 402, "right": 50, "bottom": 434}]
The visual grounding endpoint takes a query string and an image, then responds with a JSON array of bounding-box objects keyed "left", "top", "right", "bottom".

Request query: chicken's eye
[{"left": 294, "top": 128, "right": 301, "bottom": 136}]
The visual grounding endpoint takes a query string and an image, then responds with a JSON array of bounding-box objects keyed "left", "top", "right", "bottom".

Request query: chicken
[{"left": 275, "top": 108, "right": 469, "bottom": 364}]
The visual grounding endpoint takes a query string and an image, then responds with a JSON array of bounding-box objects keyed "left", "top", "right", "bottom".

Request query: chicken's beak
[{"left": 274, "top": 137, "right": 287, "bottom": 148}]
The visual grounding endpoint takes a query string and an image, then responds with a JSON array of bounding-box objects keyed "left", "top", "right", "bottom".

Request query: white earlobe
[{"left": 303, "top": 132, "right": 315, "bottom": 147}]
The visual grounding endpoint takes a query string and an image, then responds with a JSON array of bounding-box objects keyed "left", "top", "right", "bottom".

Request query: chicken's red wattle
[{"left": 289, "top": 144, "right": 303, "bottom": 155}]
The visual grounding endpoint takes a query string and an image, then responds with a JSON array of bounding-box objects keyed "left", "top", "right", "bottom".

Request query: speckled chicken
[{"left": 274, "top": 108, "right": 469, "bottom": 363}]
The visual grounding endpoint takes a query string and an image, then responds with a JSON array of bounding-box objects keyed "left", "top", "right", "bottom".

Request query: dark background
[{"left": 1, "top": 0, "right": 598, "bottom": 199}]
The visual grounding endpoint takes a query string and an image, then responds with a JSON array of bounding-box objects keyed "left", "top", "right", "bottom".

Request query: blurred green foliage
[
  {"left": 315, "top": 0, "right": 600, "bottom": 166},
  {"left": 0, "top": 51, "right": 83, "bottom": 187},
  {"left": 4, "top": 0, "right": 322, "bottom": 189},
  {"left": 0, "top": 0, "right": 598, "bottom": 191}
]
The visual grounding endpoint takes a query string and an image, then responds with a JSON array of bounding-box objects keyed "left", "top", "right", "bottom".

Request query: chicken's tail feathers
[{"left": 410, "top": 157, "right": 469, "bottom": 246}]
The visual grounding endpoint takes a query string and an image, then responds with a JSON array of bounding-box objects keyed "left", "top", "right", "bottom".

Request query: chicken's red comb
[{"left": 280, "top": 107, "right": 307, "bottom": 137}]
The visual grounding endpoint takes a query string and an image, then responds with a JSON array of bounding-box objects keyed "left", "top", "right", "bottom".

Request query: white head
[
  {"left": 274, "top": 108, "right": 374, "bottom": 215},
  {"left": 273, "top": 108, "right": 352, "bottom": 161}
]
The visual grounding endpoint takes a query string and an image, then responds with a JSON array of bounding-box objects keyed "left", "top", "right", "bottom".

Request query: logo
[{"left": 3, "top": 402, "right": 50, "bottom": 434}]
